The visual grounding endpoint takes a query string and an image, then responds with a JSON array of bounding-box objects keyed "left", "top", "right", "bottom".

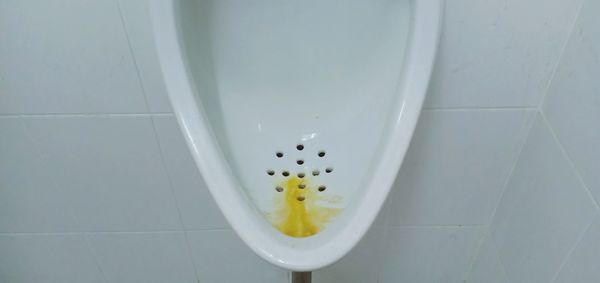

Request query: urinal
[{"left": 151, "top": 0, "right": 442, "bottom": 272}]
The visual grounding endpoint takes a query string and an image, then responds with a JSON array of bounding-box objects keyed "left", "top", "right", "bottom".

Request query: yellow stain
[{"left": 267, "top": 176, "right": 340, "bottom": 238}]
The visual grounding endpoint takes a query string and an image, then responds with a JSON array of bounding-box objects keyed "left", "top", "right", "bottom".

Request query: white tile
[
  {"left": 86, "top": 232, "right": 197, "bottom": 283},
  {"left": 554, "top": 214, "right": 600, "bottom": 283},
  {"left": 187, "top": 230, "right": 288, "bottom": 283},
  {"left": 118, "top": 0, "right": 172, "bottom": 113},
  {"left": 491, "top": 116, "right": 597, "bottom": 283},
  {"left": 0, "top": 234, "right": 104, "bottom": 283},
  {"left": 389, "top": 110, "right": 535, "bottom": 226},
  {"left": 577, "top": 0, "right": 600, "bottom": 60},
  {"left": 467, "top": 233, "right": 509, "bottom": 283},
  {"left": 24, "top": 117, "right": 182, "bottom": 231},
  {"left": 0, "top": 118, "right": 79, "bottom": 232},
  {"left": 153, "top": 116, "right": 229, "bottom": 230},
  {"left": 425, "top": 0, "right": 583, "bottom": 108},
  {"left": 380, "top": 226, "right": 483, "bottom": 283},
  {"left": 0, "top": 0, "right": 147, "bottom": 114},
  {"left": 313, "top": 227, "right": 384, "bottom": 283},
  {"left": 543, "top": 0, "right": 600, "bottom": 205}
]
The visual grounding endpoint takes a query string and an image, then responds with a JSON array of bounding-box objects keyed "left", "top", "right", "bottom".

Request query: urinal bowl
[{"left": 152, "top": 0, "right": 442, "bottom": 271}]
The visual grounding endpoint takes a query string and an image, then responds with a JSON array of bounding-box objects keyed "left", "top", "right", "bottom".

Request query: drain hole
[
  {"left": 297, "top": 196, "right": 305, "bottom": 201},
  {"left": 282, "top": 171, "right": 290, "bottom": 177},
  {"left": 318, "top": 185, "right": 326, "bottom": 192},
  {"left": 266, "top": 170, "right": 275, "bottom": 176},
  {"left": 312, "top": 170, "right": 320, "bottom": 176},
  {"left": 276, "top": 152, "right": 284, "bottom": 158},
  {"left": 275, "top": 186, "right": 283, "bottom": 192},
  {"left": 296, "top": 159, "right": 304, "bottom": 165},
  {"left": 296, "top": 144, "right": 304, "bottom": 151},
  {"left": 297, "top": 172, "right": 305, "bottom": 178},
  {"left": 325, "top": 167, "right": 334, "bottom": 173},
  {"left": 298, "top": 184, "right": 306, "bottom": 189},
  {"left": 318, "top": 151, "right": 326, "bottom": 157}
]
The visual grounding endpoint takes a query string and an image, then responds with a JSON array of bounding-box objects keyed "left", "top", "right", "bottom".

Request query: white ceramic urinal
[{"left": 151, "top": 0, "right": 442, "bottom": 271}]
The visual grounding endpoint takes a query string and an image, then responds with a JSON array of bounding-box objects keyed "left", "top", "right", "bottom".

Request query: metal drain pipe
[{"left": 291, "top": 271, "right": 311, "bottom": 283}]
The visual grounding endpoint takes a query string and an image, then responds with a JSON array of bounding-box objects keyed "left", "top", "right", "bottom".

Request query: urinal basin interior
[
  {"left": 178, "top": 0, "right": 411, "bottom": 236},
  {"left": 153, "top": 0, "right": 441, "bottom": 271}
]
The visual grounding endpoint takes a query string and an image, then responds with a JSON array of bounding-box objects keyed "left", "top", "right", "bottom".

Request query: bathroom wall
[
  {"left": 470, "top": 0, "right": 600, "bottom": 282},
  {"left": 0, "top": 0, "right": 589, "bottom": 282}
]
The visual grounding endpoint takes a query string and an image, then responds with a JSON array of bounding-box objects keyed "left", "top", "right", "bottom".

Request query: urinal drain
[
  {"left": 268, "top": 144, "right": 333, "bottom": 199},
  {"left": 266, "top": 144, "right": 342, "bottom": 238}
]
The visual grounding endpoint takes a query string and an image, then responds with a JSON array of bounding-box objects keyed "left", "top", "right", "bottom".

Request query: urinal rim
[{"left": 151, "top": 0, "right": 443, "bottom": 272}]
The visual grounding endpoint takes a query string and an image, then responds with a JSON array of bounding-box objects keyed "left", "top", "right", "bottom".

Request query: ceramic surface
[{"left": 151, "top": 0, "right": 442, "bottom": 271}]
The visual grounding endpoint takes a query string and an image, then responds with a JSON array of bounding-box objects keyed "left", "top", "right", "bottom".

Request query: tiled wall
[
  {"left": 0, "top": 0, "right": 590, "bottom": 282},
  {"left": 471, "top": 0, "right": 600, "bottom": 282}
]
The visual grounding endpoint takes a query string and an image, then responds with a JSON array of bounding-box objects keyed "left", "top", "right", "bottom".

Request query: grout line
[
  {"left": 181, "top": 231, "right": 202, "bottom": 283},
  {"left": 422, "top": 106, "right": 537, "bottom": 112},
  {"left": 463, "top": 226, "right": 511, "bottom": 283},
  {"left": 150, "top": 113, "right": 174, "bottom": 117},
  {"left": 540, "top": 3, "right": 596, "bottom": 280},
  {"left": 114, "top": 2, "right": 203, "bottom": 280},
  {"left": 108, "top": 5, "right": 201, "bottom": 282},
  {"left": 0, "top": 225, "right": 495, "bottom": 235},
  {"left": 489, "top": 230, "right": 511, "bottom": 282},
  {"left": 550, "top": 212, "right": 598, "bottom": 283},
  {"left": 0, "top": 113, "right": 173, "bottom": 118},
  {"left": 539, "top": 111, "right": 600, "bottom": 209},
  {"left": 0, "top": 232, "right": 84, "bottom": 236},
  {"left": 485, "top": 110, "right": 538, "bottom": 227},
  {"left": 149, "top": 115, "right": 203, "bottom": 282},
  {"left": 466, "top": 110, "right": 539, "bottom": 282},
  {"left": 0, "top": 229, "right": 232, "bottom": 236},
  {"left": 115, "top": 0, "right": 190, "bottom": 235},
  {"left": 147, "top": 116, "right": 188, "bottom": 230},
  {"left": 184, "top": 228, "right": 232, "bottom": 232},
  {"left": 384, "top": 224, "right": 485, "bottom": 229},
  {"left": 541, "top": 109, "right": 600, "bottom": 281},
  {"left": 463, "top": 227, "right": 492, "bottom": 282},
  {"left": 81, "top": 232, "right": 110, "bottom": 282},
  {"left": 115, "top": 0, "right": 151, "bottom": 115},
  {"left": 106, "top": 21, "right": 185, "bottom": 239},
  {"left": 0, "top": 231, "right": 173, "bottom": 236},
  {"left": 537, "top": 0, "right": 585, "bottom": 111},
  {"left": 15, "top": 109, "right": 110, "bottom": 281},
  {"left": 0, "top": 109, "right": 542, "bottom": 118}
]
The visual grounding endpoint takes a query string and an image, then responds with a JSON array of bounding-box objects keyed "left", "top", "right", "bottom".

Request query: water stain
[{"left": 267, "top": 176, "right": 340, "bottom": 237}]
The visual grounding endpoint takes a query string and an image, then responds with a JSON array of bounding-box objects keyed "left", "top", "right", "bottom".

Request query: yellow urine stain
[{"left": 267, "top": 176, "right": 341, "bottom": 238}]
